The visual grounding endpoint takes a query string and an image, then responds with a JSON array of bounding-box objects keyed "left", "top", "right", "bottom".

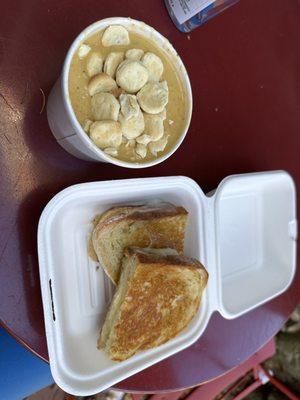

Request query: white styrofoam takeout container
[
  {"left": 46, "top": 17, "right": 192, "bottom": 168},
  {"left": 38, "top": 171, "right": 297, "bottom": 396}
]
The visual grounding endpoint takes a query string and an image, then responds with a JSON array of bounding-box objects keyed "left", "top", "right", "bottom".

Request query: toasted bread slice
[
  {"left": 99, "top": 248, "right": 208, "bottom": 361},
  {"left": 92, "top": 203, "right": 188, "bottom": 284}
]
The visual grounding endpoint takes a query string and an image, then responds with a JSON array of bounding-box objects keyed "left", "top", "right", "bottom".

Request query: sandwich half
[
  {"left": 92, "top": 203, "right": 188, "bottom": 284},
  {"left": 99, "top": 247, "right": 208, "bottom": 361}
]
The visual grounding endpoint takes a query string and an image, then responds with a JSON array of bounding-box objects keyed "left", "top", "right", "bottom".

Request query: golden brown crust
[
  {"left": 93, "top": 206, "right": 137, "bottom": 227},
  {"left": 96, "top": 204, "right": 188, "bottom": 232},
  {"left": 125, "top": 247, "right": 203, "bottom": 269},
  {"left": 107, "top": 250, "right": 208, "bottom": 361},
  {"left": 92, "top": 203, "right": 188, "bottom": 284}
]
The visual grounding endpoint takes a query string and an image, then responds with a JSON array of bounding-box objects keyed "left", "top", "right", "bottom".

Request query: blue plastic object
[
  {"left": 164, "top": 0, "right": 240, "bottom": 32},
  {"left": 0, "top": 326, "right": 53, "bottom": 400}
]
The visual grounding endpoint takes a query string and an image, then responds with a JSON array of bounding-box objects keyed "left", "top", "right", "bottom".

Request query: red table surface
[{"left": 0, "top": 0, "right": 300, "bottom": 393}]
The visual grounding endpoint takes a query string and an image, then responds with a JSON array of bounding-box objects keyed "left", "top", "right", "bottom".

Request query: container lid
[{"left": 214, "top": 171, "right": 297, "bottom": 318}]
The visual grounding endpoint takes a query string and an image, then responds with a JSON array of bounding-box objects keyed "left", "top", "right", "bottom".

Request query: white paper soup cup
[{"left": 47, "top": 17, "right": 192, "bottom": 168}]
